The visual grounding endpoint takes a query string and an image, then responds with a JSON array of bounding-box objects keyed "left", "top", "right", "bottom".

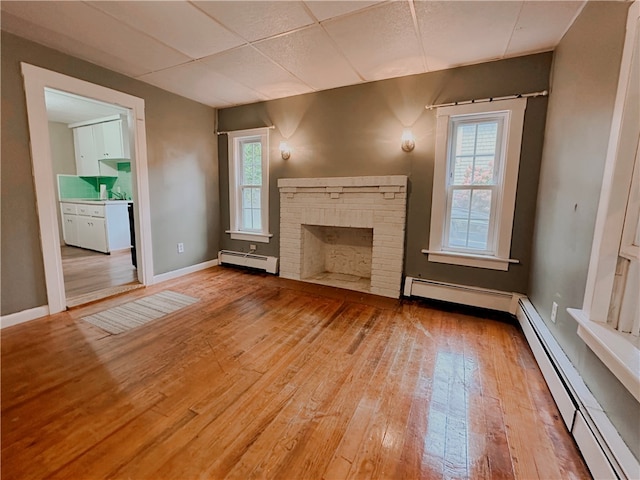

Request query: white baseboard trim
[
  {"left": 518, "top": 298, "right": 638, "bottom": 480},
  {"left": 153, "top": 259, "right": 219, "bottom": 284},
  {"left": 403, "top": 276, "right": 522, "bottom": 314},
  {"left": 1, "top": 305, "right": 50, "bottom": 329}
]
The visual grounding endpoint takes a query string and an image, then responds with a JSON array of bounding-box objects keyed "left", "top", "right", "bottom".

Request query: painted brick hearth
[{"left": 278, "top": 176, "right": 408, "bottom": 298}]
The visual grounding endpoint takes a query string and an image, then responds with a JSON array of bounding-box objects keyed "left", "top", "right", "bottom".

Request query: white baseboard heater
[
  {"left": 218, "top": 250, "right": 278, "bottom": 274},
  {"left": 403, "top": 276, "right": 521, "bottom": 314},
  {"left": 517, "top": 298, "right": 638, "bottom": 480}
]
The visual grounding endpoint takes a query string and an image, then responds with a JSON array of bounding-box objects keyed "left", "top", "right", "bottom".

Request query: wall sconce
[
  {"left": 401, "top": 128, "right": 415, "bottom": 152},
  {"left": 279, "top": 141, "right": 291, "bottom": 160}
]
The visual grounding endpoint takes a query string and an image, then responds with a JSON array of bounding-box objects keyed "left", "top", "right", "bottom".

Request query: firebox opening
[{"left": 301, "top": 225, "right": 373, "bottom": 293}]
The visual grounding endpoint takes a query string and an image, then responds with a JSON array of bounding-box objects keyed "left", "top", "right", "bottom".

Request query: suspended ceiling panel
[
  {"left": 89, "top": 1, "right": 245, "bottom": 60},
  {"left": 0, "top": 0, "right": 587, "bottom": 109},
  {"left": 254, "top": 24, "right": 362, "bottom": 91},
  {"left": 192, "top": 1, "right": 315, "bottom": 42},
  {"left": 322, "top": 1, "right": 426, "bottom": 81}
]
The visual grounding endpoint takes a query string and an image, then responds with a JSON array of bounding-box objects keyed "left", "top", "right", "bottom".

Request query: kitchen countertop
[{"left": 60, "top": 199, "right": 132, "bottom": 205}]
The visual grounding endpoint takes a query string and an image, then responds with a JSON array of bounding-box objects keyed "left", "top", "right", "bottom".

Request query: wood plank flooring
[
  {"left": 61, "top": 245, "right": 139, "bottom": 305},
  {"left": 1, "top": 267, "right": 591, "bottom": 480}
]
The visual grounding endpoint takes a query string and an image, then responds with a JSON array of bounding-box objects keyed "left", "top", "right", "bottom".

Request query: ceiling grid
[{"left": 0, "top": 0, "right": 587, "bottom": 108}]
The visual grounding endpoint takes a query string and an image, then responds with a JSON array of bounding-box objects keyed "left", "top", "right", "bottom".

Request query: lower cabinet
[
  {"left": 77, "top": 216, "right": 108, "bottom": 252},
  {"left": 61, "top": 202, "right": 130, "bottom": 253},
  {"left": 62, "top": 214, "right": 79, "bottom": 247}
]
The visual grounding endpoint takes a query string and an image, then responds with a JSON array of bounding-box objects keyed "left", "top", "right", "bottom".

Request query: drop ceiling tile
[
  {"left": 254, "top": 25, "right": 361, "bottom": 91},
  {"left": 415, "top": 1, "right": 522, "bottom": 71},
  {"left": 200, "top": 46, "right": 313, "bottom": 100},
  {"left": 138, "top": 61, "right": 263, "bottom": 107},
  {"left": 322, "top": 1, "right": 425, "bottom": 81},
  {"left": 506, "top": 1, "right": 585, "bottom": 56},
  {"left": 304, "top": 0, "right": 383, "bottom": 22},
  {"left": 89, "top": 1, "right": 244, "bottom": 59},
  {"left": 2, "top": 1, "right": 190, "bottom": 74},
  {"left": 0, "top": 9, "right": 151, "bottom": 77},
  {"left": 192, "top": 1, "right": 314, "bottom": 42}
]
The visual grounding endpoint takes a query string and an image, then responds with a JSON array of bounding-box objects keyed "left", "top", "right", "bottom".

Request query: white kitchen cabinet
[
  {"left": 62, "top": 213, "right": 79, "bottom": 246},
  {"left": 73, "top": 125, "right": 100, "bottom": 176},
  {"left": 96, "top": 119, "right": 125, "bottom": 159},
  {"left": 70, "top": 115, "right": 129, "bottom": 177},
  {"left": 60, "top": 201, "right": 131, "bottom": 253},
  {"left": 77, "top": 216, "right": 108, "bottom": 253}
]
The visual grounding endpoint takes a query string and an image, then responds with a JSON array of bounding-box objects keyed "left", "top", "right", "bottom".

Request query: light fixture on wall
[
  {"left": 280, "top": 141, "right": 291, "bottom": 160},
  {"left": 401, "top": 128, "right": 415, "bottom": 152}
]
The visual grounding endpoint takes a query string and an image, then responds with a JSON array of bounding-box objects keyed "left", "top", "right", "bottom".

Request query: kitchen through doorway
[
  {"left": 46, "top": 89, "right": 142, "bottom": 307},
  {"left": 22, "top": 63, "right": 154, "bottom": 315}
]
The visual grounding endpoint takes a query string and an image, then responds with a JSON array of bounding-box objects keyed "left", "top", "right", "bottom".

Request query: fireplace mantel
[{"left": 278, "top": 176, "right": 408, "bottom": 298}]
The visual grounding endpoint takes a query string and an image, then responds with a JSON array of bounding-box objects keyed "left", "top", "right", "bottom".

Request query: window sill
[
  {"left": 226, "top": 230, "right": 272, "bottom": 243},
  {"left": 568, "top": 308, "right": 640, "bottom": 402},
  {"left": 422, "top": 249, "right": 518, "bottom": 271}
]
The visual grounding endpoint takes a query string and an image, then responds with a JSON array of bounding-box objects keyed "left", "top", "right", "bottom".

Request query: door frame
[{"left": 21, "top": 63, "right": 154, "bottom": 314}]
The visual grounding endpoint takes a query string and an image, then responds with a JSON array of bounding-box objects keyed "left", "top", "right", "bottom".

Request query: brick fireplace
[{"left": 278, "top": 176, "right": 408, "bottom": 298}]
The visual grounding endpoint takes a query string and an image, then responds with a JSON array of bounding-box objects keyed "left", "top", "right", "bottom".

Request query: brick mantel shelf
[{"left": 278, "top": 176, "right": 408, "bottom": 298}]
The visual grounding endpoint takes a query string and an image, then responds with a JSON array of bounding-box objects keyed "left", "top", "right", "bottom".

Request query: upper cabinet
[
  {"left": 73, "top": 124, "right": 99, "bottom": 176},
  {"left": 70, "top": 114, "right": 130, "bottom": 176},
  {"left": 96, "top": 118, "right": 126, "bottom": 160}
]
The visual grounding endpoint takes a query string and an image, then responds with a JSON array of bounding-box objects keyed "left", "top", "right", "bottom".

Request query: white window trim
[
  {"left": 568, "top": 1, "right": 640, "bottom": 401},
  {"left": 227, "top": 127, "right": 272, "bottom": 243},
  {"left": 427, "top": 98, "right": 526, "bottom": 271}
]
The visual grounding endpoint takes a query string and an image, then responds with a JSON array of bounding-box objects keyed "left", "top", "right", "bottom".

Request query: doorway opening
[
  {"left": 22, "top": 63, "right": 154, "bottom": 314},
  {"left": 45, "top": 88, "right": 142, "bottom": 306}
]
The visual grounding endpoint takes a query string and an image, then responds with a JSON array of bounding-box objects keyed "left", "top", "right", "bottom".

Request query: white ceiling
[
  {"left": 44, "top": 88, "right": 128, "bottom": 123},
  {"left": 2, "top": 1, "right": 586, "bottom": 110}
]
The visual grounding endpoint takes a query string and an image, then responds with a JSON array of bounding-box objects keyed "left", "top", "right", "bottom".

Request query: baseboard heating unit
[
  {"left": 403, "top": 276, "right": 521, "bottom": 314},
  {"left": 517, "top": 298, "right": 638, "bottom": 480},
  {"left": 218, "top": 250, "right": 278, "bottom": 274}
]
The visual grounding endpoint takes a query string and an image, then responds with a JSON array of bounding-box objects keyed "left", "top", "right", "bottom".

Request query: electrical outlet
[
  {"left": 551, "top": 301, "right": 558, "bottom": 323},
  {"left": 177, "top": 242, "right": 184, "bottom": 254},
  {"left": 249, "top": 244, "right": 257, "bottom": 251}
]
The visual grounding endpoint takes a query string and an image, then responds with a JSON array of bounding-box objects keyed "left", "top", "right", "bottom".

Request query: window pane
[
  {"left": 449, "top": 219, "right": 469, "bottom": 247},
  {"left": 470, "top": 189, "right": 491, "bottom": 220},
  {"left": 468, "top": 220, "right": 489, "bottom": 250},
  {"left": 252, "top": 209, "right": 261, "bottom": 229},
  {"left": 241, "top": 186, "right": 261, "bottom": 231},
  {"left": 241, "top": 141, "right": 262, "bottom": 186},
  {"left": 252, "top": 188, "right": 261, "bottom": 208},
  {"left": 447, "top": 188, "right": 492, "bottom": 251},
  {"left": 456, "top": 124, "right": 477, "bottom": 156},
  {"left": 242, "top": 209, "right": 254, "bottom": 230},
  {"left": 467, "top": 189, "right": 492, "bottom": 250},
  {"left": 452, "top": 120, "right": 498, "bottom": 186},
  {"left": 448, "top": 190, "right": 471, "bottom": 247},
  {"left": 475, "top": 122, "right": 498, "bottom": 154}
]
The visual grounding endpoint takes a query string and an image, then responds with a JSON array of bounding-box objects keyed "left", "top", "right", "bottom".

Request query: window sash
[
  {"left": 444, "top": 184, "right": 498, "bottom": 254},
  {"left": 227, "top": 128, "right": 269, "bottom": 237},
  {"left": 427, "top": 97, "right": 526, "bottom": 271},
  {"left": 443, "top": 114, "right": 506, "bottom": 255}
]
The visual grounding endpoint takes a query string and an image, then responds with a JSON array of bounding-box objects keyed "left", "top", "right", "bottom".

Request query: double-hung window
[
  {"left": 426, "top": 98, "right": 526, "bottom": 270},
  {"left": 226, "top": 127, "right": 272, "bottom": 243}
]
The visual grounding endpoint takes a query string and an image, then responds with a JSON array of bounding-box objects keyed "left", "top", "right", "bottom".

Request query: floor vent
[{"left": 218, "top": 250, "right": 278, "bottom": 274}]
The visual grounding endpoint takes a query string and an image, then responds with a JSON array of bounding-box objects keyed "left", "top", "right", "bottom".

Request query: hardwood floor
[
  {"left": 61, "top": 246, "right": 138, "bottom": 305},
  {"left": 1, "top": 267, "right": 590, "bottom": 479}
]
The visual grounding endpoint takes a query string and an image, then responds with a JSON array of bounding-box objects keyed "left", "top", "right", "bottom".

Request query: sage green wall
[
  {"left": 1, "top": 31, "right": 219, "bottom": 316},
  {"left": 529, "top": 2, "right": 638, "bottom": 459},
  {"left": 218, "top": 53, "right": 551, "bottom": 293}
]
